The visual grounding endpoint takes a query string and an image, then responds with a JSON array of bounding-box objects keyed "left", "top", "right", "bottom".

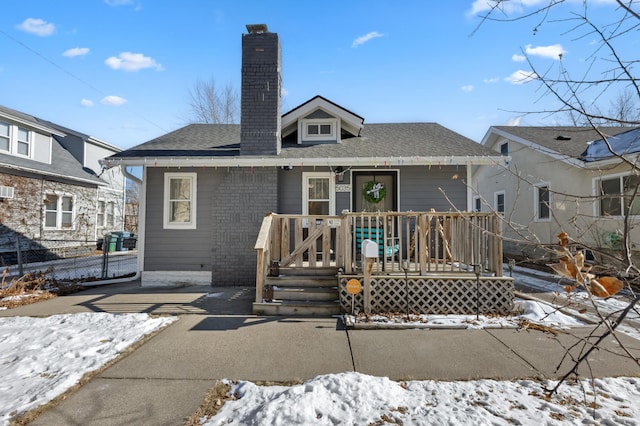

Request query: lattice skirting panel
[{"left": 339, "top": 276, "right": 515, "bottom": 315}]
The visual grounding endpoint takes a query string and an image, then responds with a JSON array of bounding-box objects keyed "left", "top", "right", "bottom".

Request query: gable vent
[{"left": 0, "top": 186, "right": 14, "bottom": 199}]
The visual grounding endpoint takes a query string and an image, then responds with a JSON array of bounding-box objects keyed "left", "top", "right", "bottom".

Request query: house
[
  {"left": 0, "top": 105, "right": 126, "bottom": 265},
  {"left": 472, "top": 125, "right": 640, "bottom": 263},
  {"left": 106, "top": 24, "right": 506, "bottom": 290}
]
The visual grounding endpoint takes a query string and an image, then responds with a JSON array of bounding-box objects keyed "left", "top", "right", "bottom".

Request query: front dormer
[
  {"left": 282, "top": 95, "right": 364, "bottom": 145},
  {"left": 0, "top": 110, "right": 60, "bottom": 165}
]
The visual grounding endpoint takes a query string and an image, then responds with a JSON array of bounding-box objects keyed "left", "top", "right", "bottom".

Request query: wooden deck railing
[{"left": 254, "top": 212, "right": 503, "bottom": 303}]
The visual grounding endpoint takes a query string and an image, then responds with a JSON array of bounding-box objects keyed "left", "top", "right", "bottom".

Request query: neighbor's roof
[
  {"left": 488, "top": 126, "right": 638, "bottom": 160},
  {"left": 109, "top": 122, "right": 498, "bottom": 165},
  {"left": 0, "top": 104, "right": 108, "bottom": 185}
]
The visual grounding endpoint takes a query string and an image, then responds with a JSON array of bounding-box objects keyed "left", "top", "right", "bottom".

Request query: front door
[{"left": 353, "top": 171, "right": 397, "bottom": 212}]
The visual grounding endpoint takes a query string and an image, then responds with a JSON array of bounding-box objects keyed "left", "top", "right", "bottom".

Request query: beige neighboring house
[{"left": 472, "top": 126, "right": 640, "bottom": 263}]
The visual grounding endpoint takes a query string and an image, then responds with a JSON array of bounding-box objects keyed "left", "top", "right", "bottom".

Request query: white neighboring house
[
  {"left": 0, "top": 105, "right": 125, "bottom": 264},
  {"left": 472, "top": 126, "right": 640, "bottom": 262}
]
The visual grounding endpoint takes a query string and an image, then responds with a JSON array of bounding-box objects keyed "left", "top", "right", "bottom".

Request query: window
[
  {"left": 500, "top": 142, "right": 508, "bottom": 155},
  {"left": 106, "top": 202, "right": 115, "bottom": 228},
  {"left": 303, "top": 172, "right": 335, "bottom": 217},
  {"left": 597, "top": 174, "right": 640, "bottom": 217},
  {"left": 302, "top": 119, "right": 336, "bottom": 140},
  {"left": 535, "top": 184, "right": 551, "bottom": 220},
  {"left": 44, "top": 194, "right": 74, "bottom": 229},
  {"left": 494, "top": 191, "right": 505, "bottom": 214},
  {"left": 0, "top": 121, "right": 9, "bottom": 151},
  {"left": 164, "top": 173, "right": 197, "bottom": 229},
  {"left": 473, "top": 196, "right": 481, "bottom": 212},
  {"left": 97, "top": 201, "right": 105, "bottom": 227},
  {"left": 17, "top": 127, "right": 30, "bottom": 156}
]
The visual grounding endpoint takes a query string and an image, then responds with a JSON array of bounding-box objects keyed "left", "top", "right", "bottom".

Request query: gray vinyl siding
[
  {"left": 400, "top": 166, "right": 467, "bottom": 211},
  {"left": 143, "top": 167, "right": 217, "bottom": 272}
]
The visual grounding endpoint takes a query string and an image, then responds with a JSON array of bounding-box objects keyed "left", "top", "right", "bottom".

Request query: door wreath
[{"left": 364, "top": 180, "right": 386, "bottom": 203}]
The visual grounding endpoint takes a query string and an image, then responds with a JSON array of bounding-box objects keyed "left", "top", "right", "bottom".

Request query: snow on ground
[
  {"left": 0, "top": 267, "right": 638, "bottom": 425},
  {"left": 204, "top": 372, "right": 640, "bottom": 426},
  {"left": 0, "top": 313, "right": 176, "bottom": 425}
]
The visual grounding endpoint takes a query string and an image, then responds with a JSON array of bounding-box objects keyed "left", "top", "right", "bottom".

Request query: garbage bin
[
  {"left": 112, "top": 231, "right": 131, "bottom": 251},
  {"left": 103, "top": 234, "right": 117, "bottom": 252}
]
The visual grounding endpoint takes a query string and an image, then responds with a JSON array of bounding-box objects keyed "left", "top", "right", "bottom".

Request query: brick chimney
[{"left": 240, "top": 24, "right": 281, "bottom": 155}]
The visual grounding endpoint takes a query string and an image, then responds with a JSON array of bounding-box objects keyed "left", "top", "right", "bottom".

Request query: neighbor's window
[
  {"left": 106, "top": 201, "right": 115, "bottom": 228},
  {"left": 164, "top": 173, "right": 197, "bottom": 229},
  {"left": 0, "top": 121, "right": 9, "bottom": 152},
  {"left": 535, "top": 184, "right": 551, "bottom": 220},
  {"left": 598, "top": 174, "right": 640, "bottom": 217},
  {"left": 494, "top": 191, "right": 505, "bottom": 214},
  {"left": 17, "top": 127, "right": 30, "bottom": 156},
  {"left": 473, "top": 196, "right": 481, "bottom": 212},
  {"left": 500, "top": 142, "right": 508, "bottom": 155},
  {"left": 97, "top": 201, "right": 105, "bottom": 227},
  {"left": 44, "top": 194, "right": 74, "bottom": 229}
]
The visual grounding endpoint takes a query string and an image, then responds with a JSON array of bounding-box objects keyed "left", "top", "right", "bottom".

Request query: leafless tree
[
  {"left": 473, "top": 0, "right": 640, "bottom": 402},
  {"left": 184, "top": 77, "right": 239, "bottom": 124}
]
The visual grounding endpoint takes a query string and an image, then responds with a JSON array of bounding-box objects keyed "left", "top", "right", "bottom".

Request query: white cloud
[
  {"left": 105, "top": 52, "right": 163, "bottom": 71},
  {"left": 80, "top": 99, "right": 94, "bottom": 107},
  {"left": 524, "top": 44, "right": 566, "bottom": 60},
  {"left": 512, "top": 54, "right": 526, "bottom": 62},
  {"left": 505, "top": 70, "right": 538, "bottom": 85},
  {"left": 101, "top": 95, "right": 127, "bottom": 106},
  {"left": 483, "top": 77, "right": 499, "bottom": 84},
  {"left": 461, "top": 85, "right": 474, "bottom": 92},
  {"left": 506, "top": 116, "right": 523, "bottom": 126},
  {"left": 352, "top": 31, "right": 384, "bottom": 48},
  {"left": 63, "top": 47, "right": 90, "bottom": 58},
  {"left": 16, "top": 18, "right": 56, "bottom": 36}
]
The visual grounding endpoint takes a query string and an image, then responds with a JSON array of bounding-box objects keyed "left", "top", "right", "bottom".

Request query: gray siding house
[
  {"left": 0, "top": 105, "right": 126, "bottom": 265},
  {"left": 108, "top": 24, "right": 504, "bottom": 287}
]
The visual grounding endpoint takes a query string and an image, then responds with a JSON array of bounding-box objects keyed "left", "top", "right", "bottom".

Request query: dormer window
[
  {"left": 0, "top": 121, "right": 9, "bottom": 151},
  {"left": 304, "top": 119, "right": 336, "bottom": 140},
  {"left": 0, "top": 121, "right": 33, "bottom": 158}
]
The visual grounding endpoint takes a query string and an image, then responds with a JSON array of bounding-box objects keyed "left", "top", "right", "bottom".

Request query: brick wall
[
  {"left": 211, "top": 167, "right": 278, "bottom": 285},
  {"left": 240, "top": 31, "right": 282, "bottom": 156}
]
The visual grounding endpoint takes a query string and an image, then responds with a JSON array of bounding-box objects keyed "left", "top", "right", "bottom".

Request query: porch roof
[{"left": 108, "top": 122, "right": 505, "bottom": 167}]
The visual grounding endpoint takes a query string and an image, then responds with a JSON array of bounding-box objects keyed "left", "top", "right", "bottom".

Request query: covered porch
[{"left": 254, "top": 211, "right": 514, "bottom": 316}]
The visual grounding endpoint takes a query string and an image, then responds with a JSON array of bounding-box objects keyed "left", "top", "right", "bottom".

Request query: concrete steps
[{"left": 252, "top": 267, "right": 340, "bottom": 316}]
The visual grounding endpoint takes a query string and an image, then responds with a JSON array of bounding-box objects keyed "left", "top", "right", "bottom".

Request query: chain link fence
[{"left": 1, "top": 235, "right": 138, "bottom": 285}]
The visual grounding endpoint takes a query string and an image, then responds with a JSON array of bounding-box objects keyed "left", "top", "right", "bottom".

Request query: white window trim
[
  {"left": 593, "top": 172, "right": 640, "bottom": 218},
  {"left": 0, "top": 121, "right": 33, "bottom": 158},
  {"left": 44, "top": 193, "right": 75, "bottom": 230},
  {"left": 164, "top": 172, "right": 197, "bottom": 230},
  {"left": 299, "top": 118, "right": 338, "bottom": 143},
  {"left": 0, "top": 120, "right": 9, "bottom": 152},
  {"left": 494, "top": 190, "right": 505, "bottom": 215},
  {"left": 97, "top": 200, "right": 106, "bottom": 228},
  {"left": 472, "top": 196, "right": 481, "bottom": 212},
  {"left": 16, "top": 126, "right": 31, "bottom": 157},
  {"left": 534, "top": 182, "right": 551, "bottom": 222},
  {"left": 302, "top": 172, "right": 335, "bottom": 217}
]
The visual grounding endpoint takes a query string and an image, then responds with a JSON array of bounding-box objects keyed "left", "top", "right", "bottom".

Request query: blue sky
[{"left": 0, "top": 0, "right": 634, "bottom": 149}]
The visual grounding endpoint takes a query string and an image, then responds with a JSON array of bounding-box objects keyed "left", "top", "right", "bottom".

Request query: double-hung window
[
  {"left": 164, "top": 173, "right": 197, "bottom": 229},
  {"left": 106, "top": 202, "right": 115, "bottom": 228},
  {"left": 44, "top": 194, "right": 74, "bottom": 229},
  {"left": 303, "top": 172, "right": 335, "bottom": 216},
  {"left": 597, "top": 174, "right": 640, "bottom": 217},
  {"left": 97, "top": 201, "right": 105, "bottom": 227},
  {"left": 494, "top": 191, "right": 505, "bottom": 215},
  {"left": 0, "top": 121, "right": 9, "bottom": 152},
  {"left": 17, "top": 127, "right": 30, "bottom": 156},
  {"left": 535, "top": 184, "right": 551, "bottom": 221}
]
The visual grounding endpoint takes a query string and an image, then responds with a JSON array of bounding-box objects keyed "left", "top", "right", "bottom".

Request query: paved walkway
[{"left": 2, "top": 280, "right": 639, "bottom": 426}]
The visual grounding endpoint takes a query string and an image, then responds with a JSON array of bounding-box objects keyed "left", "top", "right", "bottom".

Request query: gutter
[{"left": 105, "top": 155, "right": 508, "bottom": 168}]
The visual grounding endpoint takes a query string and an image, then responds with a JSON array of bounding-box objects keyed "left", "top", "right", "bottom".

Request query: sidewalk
[{"left": 3, "top": 280, "right": 639, "bottom": 426}]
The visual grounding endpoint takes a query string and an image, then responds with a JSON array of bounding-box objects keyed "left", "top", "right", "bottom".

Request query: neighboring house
[
  {"left": 107, "top": 24, "right": 504, "bottom": 287},
  {"left": 472, "top": 125, "right": 640, "bottom": 262},
  {"left": 0, "top": 105, "right": 125, "bottom": 265}
]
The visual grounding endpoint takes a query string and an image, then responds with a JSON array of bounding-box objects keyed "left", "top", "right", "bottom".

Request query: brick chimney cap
[{"left": 246, "top": 24, "right": 269, "bottom": 34}]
